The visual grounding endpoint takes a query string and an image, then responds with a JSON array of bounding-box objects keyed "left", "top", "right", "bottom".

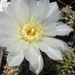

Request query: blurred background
[{"left": 1, "top": 0, "right": 75, "bottom": 75}]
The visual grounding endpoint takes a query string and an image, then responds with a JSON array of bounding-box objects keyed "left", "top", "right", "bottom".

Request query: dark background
[{"left": 50, "top": 0, "right": 75, "bottom": 10}]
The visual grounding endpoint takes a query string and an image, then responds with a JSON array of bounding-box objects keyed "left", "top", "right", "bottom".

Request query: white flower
[{"left": 0, "top": 0, "right": 73, "bottom": 75}]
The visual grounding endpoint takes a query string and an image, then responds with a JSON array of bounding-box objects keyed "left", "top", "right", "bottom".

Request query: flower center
[{"left": 21, "top": 21, "right": 43, "bottom": 42}]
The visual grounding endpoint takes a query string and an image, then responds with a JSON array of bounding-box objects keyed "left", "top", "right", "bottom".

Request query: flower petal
[
  {"left": 55, "top": 22, "right": 73, "bottom": 36},
  {"left": 18, "top": 0, "right": 29, "bottom": 24},
  {"left": 47, "top": 2, "right": 59, "bottom": 17},
  {"left": 7, "top": 51, "right": 24, "bottom": 66},
  {"left": 43, "top": 22, "right": 73, "bottom": 36},
  {"left": 0, "top": 23, "right": 15, "bottom": 36},
  {"left": 45, "top": 45, "right": 63, "bottom": 60},
  {"left": 0, "top": 33, "right": 12, "bottom": 47},
  {"left": 30, "top": 55, "right": 44, "bottom": 75},
  {"left": 37, "top": 42, "right": 48, "bottom": 53},
  {"left": 38, "top": 0, "right": 49, "bottom": 22},
  {"left": 0, "top": 32, "right": 4, "bottom": 38},
  {"left": 44, "top": 28, "right": 58, "bottom": 36},
  {"left": 7, "top": 41, "right": 22, "bottom": 52},
  {"left": 43, "top": 36, "right": 70, "bottom": 52},
  {"left": 10, "top": 34, "right": 22, "bottom": 41},
  {"left": 6, "top": 0, "right": 29, "bottom": 24},
  {"left": 42, "top": 2, "right": 61, "bottom": 25},
  {"left": 37, "top": 42, "right": 63, "bottom": 60},
  {"left": 0, "top": 12, "right": 19, "bottom": 29},
  {"left": 21, "top": 41, "right": 29, "bottom": 50},
  {"left": 43, "top": 22, "right": 57, "bottom": 29},
  {"left": 43, "top": 23, "right": 57, "bottom": 36},
  {"left": 24, "top": 44, "right": 43, "bottom": 74},
  {"left": 25, "top": 45, "right": 40, "bottom": 66},
  {"left": 0, "top": 38, "right": 11, "bottom": 47},
  {"left": 26, "top": 0, "right": 37, "bottom": 17}
]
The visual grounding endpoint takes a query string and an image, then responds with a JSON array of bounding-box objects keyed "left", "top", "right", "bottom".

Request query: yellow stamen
[{"left": 20, "top": 21, "right": 43, "bottom": 42}]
